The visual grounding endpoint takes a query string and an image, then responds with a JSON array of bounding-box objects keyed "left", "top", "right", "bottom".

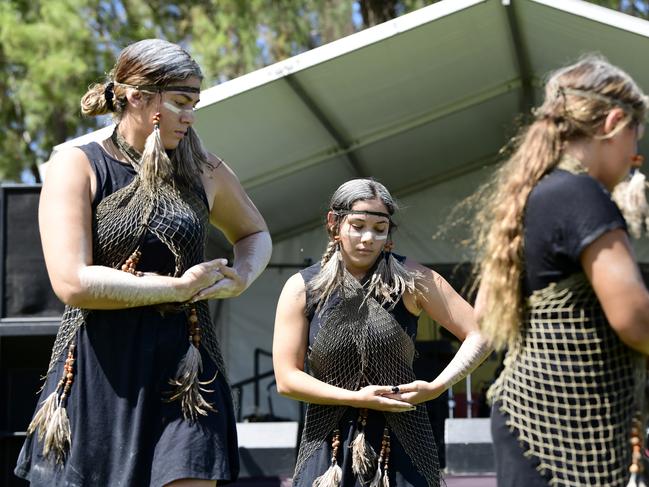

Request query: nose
[
  {"left": 360, "top": 230, "right": 374, "bottom": 244},
  {"left": 180, "top": 109, "right": 195, "bottom": 125}
]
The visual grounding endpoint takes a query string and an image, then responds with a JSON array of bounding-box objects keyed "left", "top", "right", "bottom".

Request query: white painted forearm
[
  {"left": 232, "top": 231, "right": 272, "bottom": 289},
  {"left": 69, "top": 265, "right": 187, "bottom": 310},
  {"left": 432, "top": 331, "right": 491, "bottom": 390}
]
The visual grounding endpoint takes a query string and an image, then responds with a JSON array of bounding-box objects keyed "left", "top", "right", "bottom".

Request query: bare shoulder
[
  {"left": 202, "top": 153, "right": 236, "bottom": 180},
  {"left": 46, "top": 146, "right": 92, "bottom": 175},
  {"left": 282, "top": 272, "right": 307, "bottom": 299},
  {"left": 404, "top": 257, "right": 442, "bottom": 287}
]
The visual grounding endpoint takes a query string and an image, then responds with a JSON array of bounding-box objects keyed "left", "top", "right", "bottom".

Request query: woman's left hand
[
  {"left": 383, "top": 380, "right": 444, "bottom": 405},
  {"left": 190, "top": 264, "right": 246, "bottom": 301}
]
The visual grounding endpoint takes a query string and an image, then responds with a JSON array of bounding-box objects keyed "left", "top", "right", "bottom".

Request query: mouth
[{"left": 174, "top": 130, "right": 186, "bottom": 138}]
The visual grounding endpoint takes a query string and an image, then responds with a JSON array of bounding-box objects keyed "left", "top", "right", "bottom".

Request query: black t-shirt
[{"left": 522, "top": 169, "right": 627, "bottom": 296}]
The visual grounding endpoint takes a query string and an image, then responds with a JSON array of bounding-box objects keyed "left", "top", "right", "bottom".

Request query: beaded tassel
[
  {"left": 167, "top": 307, "right": 217, "bottom": 421},
  {"left": 627, "top": 413, "right": 647, "bottom": 487},
  {"left": 121, "top": 249, "right": 143, "bottom": 276},
  {"left": 313, "top": 429, "right": 342, "bottom": 487},
  {"left": 370, "top": 428, "right": 391, "bottom": 487},
  {"left": 28, "top": 343, "right": 76, "bottom": 463},
  {"left": 351, "top": 408, "right": 378, "bottom": 477}
]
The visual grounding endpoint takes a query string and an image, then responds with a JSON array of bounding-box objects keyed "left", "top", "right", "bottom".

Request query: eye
[
  {"left": 175, "top": 100, "right": 197, "bottom": 111},
  {"left": 351, "top": 223, "right": 363, "bottom": 230}
]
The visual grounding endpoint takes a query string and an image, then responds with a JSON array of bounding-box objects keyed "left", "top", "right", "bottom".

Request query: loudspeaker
[{"left": 0, "top": 185, "right": 63, "bottom": 321}]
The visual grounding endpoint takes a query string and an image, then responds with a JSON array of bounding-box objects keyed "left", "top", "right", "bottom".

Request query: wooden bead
[{"left": 630, "top": 463, "right": 640, "bottom": 474}]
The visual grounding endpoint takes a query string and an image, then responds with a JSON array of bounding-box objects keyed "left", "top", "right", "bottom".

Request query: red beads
[
  {"left": 188, "top": 308, "right": 201, "bottom": 348},
  {"left": 121, "top": 249, "right": 142, "bottom": 276}
]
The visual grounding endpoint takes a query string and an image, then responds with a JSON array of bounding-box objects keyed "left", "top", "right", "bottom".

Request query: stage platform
[
  {"left": 230, "top": 475, "right": 497, "bottom": 487},
  {"left": 234, "top": 420, "right": 497, "bottom": 486}
]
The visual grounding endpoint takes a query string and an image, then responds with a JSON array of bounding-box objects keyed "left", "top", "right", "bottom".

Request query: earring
[
  {"left": 632, "top": 154, "right": 645, "bottom": 164},
  {"left": 152, "top": 112, "right": 161, "bottom": 128},
  {"left": 383, "top": 240, "right": 394, "bottom": 253}
]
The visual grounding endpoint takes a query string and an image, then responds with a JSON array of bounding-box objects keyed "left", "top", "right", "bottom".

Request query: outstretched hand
[
  {"left": 190, "top": 263, "right": 247, "bottom": 301},
  {"left": 352, "top": 385, "right": 417, "bottom": 413}
]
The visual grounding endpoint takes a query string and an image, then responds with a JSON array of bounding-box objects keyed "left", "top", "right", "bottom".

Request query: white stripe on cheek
[
  {"left": 347, "top": 228, "right": 388, "bottom": 240},
  {"left": 162, "top": 101, "right": 183, "bottom": 114}
]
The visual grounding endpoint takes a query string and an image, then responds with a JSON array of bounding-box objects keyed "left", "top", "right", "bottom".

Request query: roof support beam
[
  {"left": 284, "top": 75, "right": 366, "bottom": 178},
  {"left": 503, "top": 0, "right": 535, "bottom": 113},
  {"left": 243, "top": 78, "right": 520, "bottom": 190}
]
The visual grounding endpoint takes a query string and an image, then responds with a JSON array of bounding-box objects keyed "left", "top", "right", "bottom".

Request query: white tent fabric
[{"left": 51, "top": 0, "right": 649, "bottom": 419}]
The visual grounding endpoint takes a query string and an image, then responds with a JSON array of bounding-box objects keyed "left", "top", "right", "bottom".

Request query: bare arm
[
  {"left": 581, "top": 228, "right": 649, "bottom": 354},
  {"left": 40, "top": 148, "right": 225, "bottom": 310},
  {"left": 194, "top": 156, "right": 271, "bottom": 300},
  {"left": 393, "top": 260, "right": 491, "bottom": 404},
  {"left": 272, "top": 273, "right": 415, "bottom": 412}
]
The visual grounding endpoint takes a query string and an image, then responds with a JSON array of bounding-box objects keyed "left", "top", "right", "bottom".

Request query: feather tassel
[
  {"left": 369, "top": 463, "right": 383, "bottom": 487},
  {"left": 312, "top": 462, "right": 342, "bottom": 487},
  {"left": 613, "top": 170, "right": 649, "bottom": 238},
  {"left": 627, "top": 472, "right": 647, "bottom": 487},
  {"left": 351, "top": 428, "right": 378, "bottom": 477},
  {"left": 42, "top": 399, "right": 71, "bottom": 463},
  {"left": 139, "top": 123, "right": 174, "bottom": 190},
  {"left": 313, "top": 429, "right": 342, "bottom": 487},
  {"left": 363, "top": 251, "right": 416, "bottom": 309},
  {"left": 27, "top": 388, "right": 61, "bottom": 442},
  {"left": 167, "top": 343, "right": 217, "bottom": 421}
]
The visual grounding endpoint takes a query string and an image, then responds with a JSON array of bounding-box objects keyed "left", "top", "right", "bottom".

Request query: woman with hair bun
[
  {"left": 474, "top": 56, "right": 649, "bottom": 486},
  {"left": 273, "top": 178, "right": 490, "bottom": 487},
  {"left": 15, "top": 39, "right": 271, "bottom": 486}
]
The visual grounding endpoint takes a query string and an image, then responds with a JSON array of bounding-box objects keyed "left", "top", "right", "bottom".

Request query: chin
[{"left": 163, "top": 141, "right": 181, "bottom": 151}]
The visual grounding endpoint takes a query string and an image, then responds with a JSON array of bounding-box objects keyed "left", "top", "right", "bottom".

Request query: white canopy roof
[{"left": 54, "top": 0, "right": 649, "bottom": 255}]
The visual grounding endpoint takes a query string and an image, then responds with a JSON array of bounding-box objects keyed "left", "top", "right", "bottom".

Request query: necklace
[
  {"left": 556, "top": 153, "right": 587, "bottom": 175},
  {"left": 110, "top": 126, "right": 142, "bottom": 169}
]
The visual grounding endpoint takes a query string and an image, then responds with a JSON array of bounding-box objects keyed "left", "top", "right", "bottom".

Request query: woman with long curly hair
[{"left": 475, "top": 56, "right": 649, "bottom": 486}]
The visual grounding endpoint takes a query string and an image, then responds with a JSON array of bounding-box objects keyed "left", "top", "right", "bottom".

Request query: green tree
[
  {"left": 7, "top": 0, "right": 644, "bottom": 182},
  {"left": 588, "top": 0, "right": 649, "bottom": 18},
  {"left": 1, "top": 0, "right": 440, "bottom": 182}
]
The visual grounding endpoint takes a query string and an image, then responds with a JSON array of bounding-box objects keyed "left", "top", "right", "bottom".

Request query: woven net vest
[
  {"left": 294, "top": 273, "right": 441, "bottom": 486},
  {"left": 46, "top": 176, "right": 228, "bottom": 395},
  {"left": 489, "top": 273, "right": 645, "bottom": 486}
]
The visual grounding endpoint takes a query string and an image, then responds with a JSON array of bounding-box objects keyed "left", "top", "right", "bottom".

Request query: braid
[{"left": 320, "top": 239, "right": 339, "bottom": 268}]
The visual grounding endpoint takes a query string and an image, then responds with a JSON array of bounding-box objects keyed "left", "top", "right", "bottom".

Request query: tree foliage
[{"left": 1, "top": 0, "right": 647, "bottom": 182}]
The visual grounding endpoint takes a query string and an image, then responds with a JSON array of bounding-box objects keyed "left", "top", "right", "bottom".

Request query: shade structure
[
  {"left": 47, "top": 0, "right": 649, "bottom": 420},
  {"left": 53, "top": 0, "right": 649, "bottom": 261}
]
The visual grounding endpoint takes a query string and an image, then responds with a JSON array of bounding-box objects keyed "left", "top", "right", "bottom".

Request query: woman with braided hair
[
  {"left": 273, "top": 179, "right": 490, "bottom": 487},
  {"left": 474, "top": 56, "right": 649, "bottom": 486},
  {"left": 15, "top": 39, "right": 271, "bottom": 486}
]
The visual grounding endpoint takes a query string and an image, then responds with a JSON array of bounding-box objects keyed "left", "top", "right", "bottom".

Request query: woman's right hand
[
  {"left": 350, "top": 385, "right": 417, "bottom": 413},
  {"left": 177, "top": 258, "right": 227, "bottom": 301}
]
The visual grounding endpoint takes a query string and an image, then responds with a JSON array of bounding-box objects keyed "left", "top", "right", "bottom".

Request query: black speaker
[{"left": 0, "top": 184, "right": 62, "bottom": 487}]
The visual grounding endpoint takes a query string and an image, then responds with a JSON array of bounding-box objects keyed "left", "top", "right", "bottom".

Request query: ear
[
  {"left": 124, "top": 88, "right": 144, "bottom": 109},
  {"left": 326, "top": 211, "right": 335, "bottom": 230},
  {"left": 603, "top": 108, "right": 627, "bottom": 136}
]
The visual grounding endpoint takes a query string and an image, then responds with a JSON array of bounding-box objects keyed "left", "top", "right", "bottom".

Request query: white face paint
[
  {"left": 162, "top": 100, "right": 194, "bottom": 115},
  {"left": 346, "top": 227, "right": 389, "bottom": 241}
]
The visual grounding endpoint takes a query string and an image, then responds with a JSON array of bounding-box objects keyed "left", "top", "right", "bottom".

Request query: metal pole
[
  {"left": 466, "top": 373, "right": 473, "bottom": 418},
  {"left": 448, "top": 385, "right": 455, "bottom": 419}
]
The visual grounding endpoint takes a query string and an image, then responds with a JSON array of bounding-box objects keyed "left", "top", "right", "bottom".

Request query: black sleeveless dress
[
  {"left": 294, "top": 262, "right": 430, "bottom": 487},
  {"left": 15, "top": 143, "right": 239, "bottom": 487}
]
